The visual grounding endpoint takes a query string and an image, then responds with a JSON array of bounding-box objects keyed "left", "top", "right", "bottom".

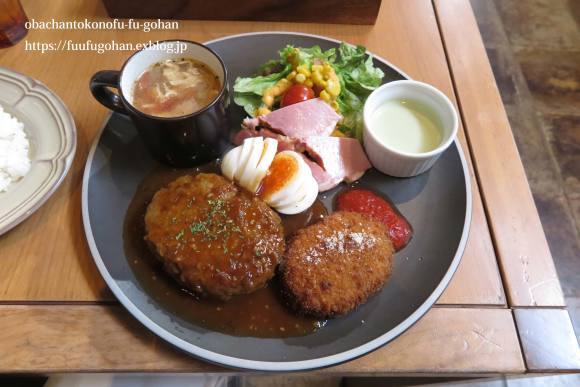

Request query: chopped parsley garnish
[
  {"left": 186, "top": 197, "right": 242, "bottom": 245},
  {"left": 190, "top": 221, "right": 208, "bottom": 234}
]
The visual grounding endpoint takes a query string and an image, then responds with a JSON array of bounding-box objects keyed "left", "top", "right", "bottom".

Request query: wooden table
[{"left": 0, "top": 0, "right": 578, "bottom": 376}]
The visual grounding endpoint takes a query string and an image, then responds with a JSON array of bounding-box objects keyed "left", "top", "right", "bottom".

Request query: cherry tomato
[{"left": 280, "top": 84, "right": 315, "bottom": 107}]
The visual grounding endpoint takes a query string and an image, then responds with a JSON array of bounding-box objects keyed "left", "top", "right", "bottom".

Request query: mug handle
[{"left": 90, "top": 70, "right": 127, "bottom": 114}]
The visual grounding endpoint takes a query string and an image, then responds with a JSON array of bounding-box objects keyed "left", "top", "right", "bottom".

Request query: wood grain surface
[
  {"left": 513, "top": 309, "right": 580, "bottom": 372},
  {"left": 0, "top": 0, "right": 504, "bottom": 307},
  {"left": 434, "top": 0, "right": 565, "bottom": 307},
  {"left": 0, "top": 305, "right": 525, "bottom": 373}
]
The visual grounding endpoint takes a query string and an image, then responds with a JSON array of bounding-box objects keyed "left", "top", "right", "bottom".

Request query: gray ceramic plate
[
  {"left": 0, "top": 67, "right": 76, "bottom": 235},
  {"left": 82, "top": 32, "right": 472, "bottom": 371}
]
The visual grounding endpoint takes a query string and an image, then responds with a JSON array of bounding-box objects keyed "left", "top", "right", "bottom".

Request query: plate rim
[
  {"left": 81, "top": 31, "right": 473, "bottom": 371},
  {"left": 0, "top": 66, "right": 77, "bottom": 235}
]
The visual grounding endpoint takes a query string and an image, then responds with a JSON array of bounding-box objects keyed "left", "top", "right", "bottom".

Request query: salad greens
[{"left": 233, "top": 42, "right": 384, "bottom": 141}]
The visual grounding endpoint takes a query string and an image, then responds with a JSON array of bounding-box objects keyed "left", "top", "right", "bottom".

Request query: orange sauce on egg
[{"left": 258, "top": 153, "right": 299, "bottom": 201}]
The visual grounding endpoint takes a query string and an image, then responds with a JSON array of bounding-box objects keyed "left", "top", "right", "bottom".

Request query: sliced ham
[
  {"left": 300, "top": 155, "right": 343, "bottom": 192},
  {"left": 258, "top": 98, "right": 341, "bottom": 138},
  {"left": 235, "top": 99, "right": 340, "bottom": 145},
  {"left": 300, "top": 136, "right": 371, "bottom": 187},
  {"left": 231, "top": 98, "right": 370, "bottom": 192}
]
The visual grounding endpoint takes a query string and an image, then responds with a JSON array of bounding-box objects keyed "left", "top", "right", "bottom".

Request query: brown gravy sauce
[{"left": 123, "top": 162, "right": 327, "bottom": 337}]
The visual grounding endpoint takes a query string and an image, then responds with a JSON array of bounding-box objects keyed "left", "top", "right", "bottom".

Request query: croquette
[
  {"left": 145, "top": 173, "right": 285, "bottom": 300},
  {"left": 280, "top": 211, "right": 394, "bottom": 317}
]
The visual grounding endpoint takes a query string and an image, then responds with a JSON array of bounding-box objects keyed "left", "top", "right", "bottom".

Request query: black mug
[{"left": 90, "top": 40, "right": 230, "bottom": 167}]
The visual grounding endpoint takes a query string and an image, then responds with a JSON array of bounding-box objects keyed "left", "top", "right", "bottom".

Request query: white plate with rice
[{"left": 0, "top": 67, "right": 76, "bottom": 235}]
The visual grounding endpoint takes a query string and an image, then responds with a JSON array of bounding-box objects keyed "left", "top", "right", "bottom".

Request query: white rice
[{"left": 0, "top": 105, "right": 31, "bottom": 192}]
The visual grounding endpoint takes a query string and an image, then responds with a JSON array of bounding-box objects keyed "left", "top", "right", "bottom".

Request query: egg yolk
[{"left": 258, "top": 153, "right": 299, "bottom": 201}]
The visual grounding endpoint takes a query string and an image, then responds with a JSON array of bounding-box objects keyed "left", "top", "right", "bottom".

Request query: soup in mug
[{"left": 132, "top": 58, "right": 221, "bottom": 118}]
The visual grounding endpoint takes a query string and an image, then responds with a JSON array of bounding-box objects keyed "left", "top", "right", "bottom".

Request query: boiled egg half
[{"left": 221, "top": 138, "right": 318, "bottom": 214}]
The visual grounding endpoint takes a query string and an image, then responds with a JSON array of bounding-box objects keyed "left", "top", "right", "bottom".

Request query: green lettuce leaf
[
  {"left": 334, "top": 42, "right": 384, "bottom": 141},
  {"left": 336, "top": 84, "right": 364, "bottom": 140},
  {"left": 280, "top": 45, "right": 336, "bottom": 67},
  {"left": 337, "top": 43, "right": 366, "bottom": 67},
  {"left": 233, "top": 93, "right": 263, "bottom": 117},
  {"left": 232, "top": 42, "right": 384, "bottom": 130},
  {"left": 233, "top": 63, "right": 291, "bottom": 95},
  {"left": 233, "top": 63, "right": 291, "bottom": 115}
]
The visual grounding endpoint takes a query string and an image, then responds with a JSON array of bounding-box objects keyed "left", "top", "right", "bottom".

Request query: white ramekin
[{"left": 362, "top": 80, "right": 459, "bottom": 177}]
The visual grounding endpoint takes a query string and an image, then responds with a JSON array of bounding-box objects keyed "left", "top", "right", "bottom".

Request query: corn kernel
[
  {"left": 295, "top": 73, "right": 306, "bottom": 83},
  {"left": 296, "top": 65, "right": 311, "bottom": 77},
  {"left": 311, "top": 64, "right": 323, "bottom": 72},
  {"left": 304, "top": 79, "right": 314, "bottom": 88},
  {"left": 331, "top": 100, "right": 339, "bottom": 111},
  {"left": 319, "top": 90, "right": 331, "bottom": 102},
  {"left": 268, "top": 79, "right": 291, "bottom": 96},
  {"left": 262, "top": 94, "right": 274, "bottom": 107},
  {"left": 278, "top": 78, "right": 291, "bottom": 89},
  {"left": 286, "top": 71, "right": 296, "bottom": 80},
  {"left": 288, "top": 48, "right": 300, "bottom": 68},
  {"left": 312, "top": 71, "right": 326, "bottom": 88},
  {"left": 256, "top": 106, "right": 271, "bottom": 116},
  {"left": 329, "top": 73, "right": 339, "bottom": 84},
  {"left": 326, "top": 79, "right": 340, "bottom": 97}
]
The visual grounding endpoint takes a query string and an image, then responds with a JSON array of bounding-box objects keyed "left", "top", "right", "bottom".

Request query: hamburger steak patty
[
  {"left": 281, "top": 211, "right": 394, "bottom": 317},
  {"left": 145, "top": 173, "right": 285, "bottom": 300}
]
